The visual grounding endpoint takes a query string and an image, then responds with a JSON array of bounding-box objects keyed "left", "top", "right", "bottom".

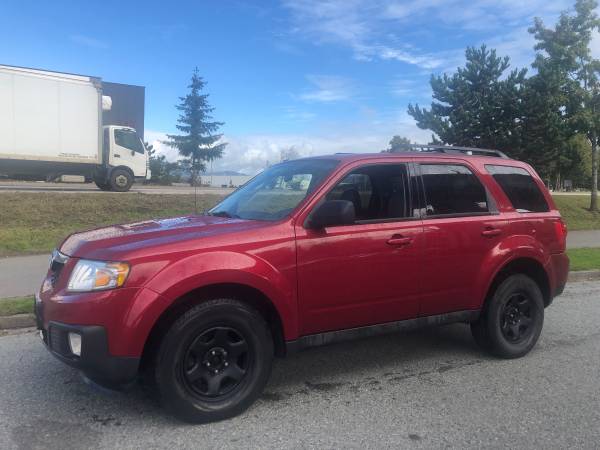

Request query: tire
[
  {"left": 109, "top": 168, "right": 133, "bottom": 192},
  {"left": 471, "top": 274, "right": 544, "bottom": 359},
  {"left": 94, "top": 180, "right": 111, "bottom": 191},
  {"left": 154, "top": 299, "right": 274, "bottom": 423}
]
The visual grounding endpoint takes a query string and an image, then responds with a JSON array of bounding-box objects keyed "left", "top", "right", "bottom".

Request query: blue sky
[{"left": 1, "top": 0, "right": 594, "bottom": 173}]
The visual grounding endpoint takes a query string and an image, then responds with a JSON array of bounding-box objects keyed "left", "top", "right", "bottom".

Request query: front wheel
[
  {"left": 155, "top": 299, "right": 274, "bottom": 423},
  {"left": 471, "top": 274, "right": 544, "bottom": 359}
]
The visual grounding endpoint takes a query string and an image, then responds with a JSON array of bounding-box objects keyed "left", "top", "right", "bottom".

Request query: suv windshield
[{"left": 208, "top": 158, "right": 339, "bottom": 221}]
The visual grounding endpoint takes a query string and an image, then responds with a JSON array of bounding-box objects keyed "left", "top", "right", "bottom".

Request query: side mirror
[{"left": 305, "top": 200, "right": 356, "bottom": 229}]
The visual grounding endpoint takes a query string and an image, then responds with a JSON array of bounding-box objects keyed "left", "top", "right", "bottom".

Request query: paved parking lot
[{"left": 0, "top": 282, "right": 599, "bottom": 449}]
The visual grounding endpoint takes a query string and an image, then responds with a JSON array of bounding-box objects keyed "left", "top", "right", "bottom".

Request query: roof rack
[{"left": 386, "top": 144, "right": 509, "bottom": 159}]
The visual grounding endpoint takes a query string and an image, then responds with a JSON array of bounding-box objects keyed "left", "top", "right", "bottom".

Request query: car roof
[{"left": 303, "top": 151, "right": 527, "bottom": 165}]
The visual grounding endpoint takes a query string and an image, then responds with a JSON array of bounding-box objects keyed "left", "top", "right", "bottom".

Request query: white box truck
[{"left": 0, "top": 65, "right": 150, "bottom": 191}]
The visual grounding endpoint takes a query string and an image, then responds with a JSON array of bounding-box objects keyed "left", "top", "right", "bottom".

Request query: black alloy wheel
[
  {"left": 500, "top": 293, "right": 534, "bottom": 343},
  {"left": 181, "top": 326, "right": 250, "bottom": 399},
  {"left": 154, "top": 298, "right": 273, "bottom": 423},
  {"left": 471, "top": 274, "right": 544, "bottom": 359}
]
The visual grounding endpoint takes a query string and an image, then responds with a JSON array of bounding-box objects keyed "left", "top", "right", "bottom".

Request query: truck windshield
[{"left": 208, "top": 158, "right": 339, "bottom": 221}]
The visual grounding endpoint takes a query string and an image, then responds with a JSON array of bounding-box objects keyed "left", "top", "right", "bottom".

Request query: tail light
[{"left": 554, "top": 219, "right": 567, "bottom": 251}]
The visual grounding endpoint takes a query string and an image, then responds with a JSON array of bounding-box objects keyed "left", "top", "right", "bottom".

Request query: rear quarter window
[{"left": 485, "top": 165, "right": 549, "bottom": 213}]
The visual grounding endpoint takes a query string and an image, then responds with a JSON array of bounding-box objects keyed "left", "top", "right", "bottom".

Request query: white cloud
[
  {"left": 299, "top": 74, "right": 354, "bottom": 102},
  {"left": 146, "top": 112, "right": 431, "bottom": 175},
  {"left": 281, "top": 0, "right": 573, "bottom": 70},
  {"left": 69, "top": 34, "right": 108, "bottom": 49}
]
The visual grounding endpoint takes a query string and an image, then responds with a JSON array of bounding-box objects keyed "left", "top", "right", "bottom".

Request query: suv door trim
[{"left": 286, "top": 309, "right": 480, "bottom": 353}]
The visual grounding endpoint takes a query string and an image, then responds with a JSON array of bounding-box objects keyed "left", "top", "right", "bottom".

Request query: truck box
[{"left": 0, "top": 65, "right": 102, "bottom": 164}]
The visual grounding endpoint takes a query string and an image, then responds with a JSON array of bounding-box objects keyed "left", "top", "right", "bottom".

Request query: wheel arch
[
  {"left": 485, "top": 257, "right": 551, "bottom": 308},
  {"left": 110, "top": 165, "right": 135, "bottom": 178},
  {"left": 139, "top": 282, "right": 287, "bottom": 374}
]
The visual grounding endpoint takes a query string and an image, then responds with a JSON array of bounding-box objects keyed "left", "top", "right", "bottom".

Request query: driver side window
[
  {"left": 326, "top": 163, "right": 414, "bottom": 222},
  {"left": 115, "top": 129, "right": 145, "bottom": 154}
]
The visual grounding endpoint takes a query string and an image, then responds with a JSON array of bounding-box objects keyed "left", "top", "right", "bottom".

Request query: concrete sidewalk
[
  {"left": 0, "top": 254, "right": 49, "bottom": 298},
  {"left": 1, "top": 230, "right": 599, "bottom": 298}
]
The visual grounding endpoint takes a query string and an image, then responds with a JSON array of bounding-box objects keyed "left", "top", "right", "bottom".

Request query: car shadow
[
  {"left": 264, "top": 323, "right": 487, "bottom": 398},
  {"left": 22, "top": 323, "right": 489, "bottom": 429}
]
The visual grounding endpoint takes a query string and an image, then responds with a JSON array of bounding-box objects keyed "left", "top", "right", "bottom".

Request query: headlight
[{"left": 67, "top": 260, "right": 130, "bottom": 292}]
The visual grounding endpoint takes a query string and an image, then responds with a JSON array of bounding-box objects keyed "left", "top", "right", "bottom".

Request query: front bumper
[{"left": 35, "top": 294, "right": 139, "bottom": 389}]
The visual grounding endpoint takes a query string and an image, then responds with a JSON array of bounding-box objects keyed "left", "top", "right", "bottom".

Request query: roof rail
[{"left": 386, "top": 144, "right": 509, "bottom": 159}]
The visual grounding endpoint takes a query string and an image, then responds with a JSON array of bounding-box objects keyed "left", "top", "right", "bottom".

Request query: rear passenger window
[
  {"left": 486, "top": 165, "right": 549, "bottom": 213},
  {"left": 420, "top": 164, "right": 489, "bottom": 216}
]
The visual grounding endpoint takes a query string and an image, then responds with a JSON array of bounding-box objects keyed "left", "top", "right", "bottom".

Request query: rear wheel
[
  {"left": 155, "top": 299, "right": 273, "bottom": 423},
  {"left": 471, "top": 274, "right": 544, "bottom": 358},
  {"left": 109, "top": 168, "right": 133, "bottom": 192}
]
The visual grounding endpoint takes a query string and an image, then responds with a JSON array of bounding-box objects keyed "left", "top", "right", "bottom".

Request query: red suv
[{"left": 35, "top": 146, "right": 569, "bottom": 423}]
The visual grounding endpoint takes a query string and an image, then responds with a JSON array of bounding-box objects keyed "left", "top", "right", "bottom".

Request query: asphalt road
[
  {"left": 0, "top": 281, "right": 599, "bottom": 449},
  {"left": 0, "top": 181, "right": 234, "bottom": 195}
]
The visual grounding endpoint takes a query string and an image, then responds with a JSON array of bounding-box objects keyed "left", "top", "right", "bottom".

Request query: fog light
[{"left": 68, "top": 332, "right": 82, "bottom": 356}]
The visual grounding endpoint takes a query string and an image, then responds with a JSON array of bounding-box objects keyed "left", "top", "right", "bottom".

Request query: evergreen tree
[
  {"left": 529, "top": 0, "right": 600, "bottom": 209},
  {"left": 163, "top": 68, "right": 227, "bottom": 186},
  {"left": 408, "top": 45, "right": 527, "bottom": 154}
]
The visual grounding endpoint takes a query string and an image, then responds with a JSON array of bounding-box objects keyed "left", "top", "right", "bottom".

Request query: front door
[{"left": 295, "top": 162, "right": 424, "bottom": 335}]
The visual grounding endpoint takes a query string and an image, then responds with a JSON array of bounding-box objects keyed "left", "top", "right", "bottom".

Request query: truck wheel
[
  {"left": 155, "top": 299, "right": 274, "bottom": 423},
  {"left": 471, "top": 274, "right": 544, "bottom": 359},
  {"left": 109, "top": 168, "right": 133, "bottom": 192},
  {"left": 94, "top": 180, "right": 111, "bottom": 191}
]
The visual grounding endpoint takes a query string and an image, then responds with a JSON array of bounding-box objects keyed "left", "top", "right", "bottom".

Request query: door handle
[
  {"left": 114, "top": 154, "right": 121, "bottom": 158},
  {"left": 387, "top": 236, "right": 413, "bottom": 246},
  {"left": 481, "top": 228, "right": 502, "bottom": 237}
]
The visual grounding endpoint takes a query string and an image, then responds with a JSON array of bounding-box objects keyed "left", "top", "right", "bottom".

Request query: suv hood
[{"left": 59, "top": 215, "right": 265, "bottom": 260}]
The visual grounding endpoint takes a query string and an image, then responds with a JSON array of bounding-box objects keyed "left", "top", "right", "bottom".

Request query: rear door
[
  {"left": 416, "top": 161, "right": 508, "bottom": 315},
  {"left": 295, "top": 161, "right": 425, "bottom": 335}
]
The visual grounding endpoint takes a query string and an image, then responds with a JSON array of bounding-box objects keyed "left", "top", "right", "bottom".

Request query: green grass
[
  {"left": 0, "top": 296, "right": 34, "bottom": 316},
  {"left": 553, "top": 195, "right": 600, "bottom": 231},
  {"left": 0, "top": 192, "right": 598, "bottom": 257},
  {"left": 0, "top": 193, "right": 223, "bottom": 257},
  {"left": 567, "top": 248, "right": 600, "bottom": 271}
]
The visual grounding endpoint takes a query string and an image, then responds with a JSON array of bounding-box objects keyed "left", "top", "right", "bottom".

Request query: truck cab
[{"left": 95, "top": 126, "right": 151, "bottom": 191}]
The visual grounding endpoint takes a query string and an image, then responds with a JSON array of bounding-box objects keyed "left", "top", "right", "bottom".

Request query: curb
[
  {"left": 0, "top": 313, "right": 36, "bottom": 330},
  {"left": 568, "top": 270, "right": 600, "bottom": 282}
]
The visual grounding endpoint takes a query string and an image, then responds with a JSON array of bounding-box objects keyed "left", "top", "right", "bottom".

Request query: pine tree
[
  {"left": 163, "top": 68, "right": 227, "bottom": 186},
  {"left": 408, "top": 45, "right": 527, "bottom": 154},
  {"left": 529, "top": 0, "right": 600, "bottom": 209}
]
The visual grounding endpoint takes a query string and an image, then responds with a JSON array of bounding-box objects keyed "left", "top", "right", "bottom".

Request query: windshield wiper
[{"left": 208, "top": 211, "right": 240, "bottom": 219}]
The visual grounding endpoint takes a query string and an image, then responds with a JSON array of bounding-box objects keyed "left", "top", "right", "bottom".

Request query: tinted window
[
  {"left": 486, "top": 165, "right": 549, "bottom": 212},
  {"left": 420, "top": 164, "right": 488, "bottom": 216},
  {"left": 209, "top": 159, "right": 339, "bottom": 221},
  {"left": 115, "top": 129, "right": 145, "bottom": 154},
  {"left": 326, "top": 164, "right": 415, "bottom": 221}
]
